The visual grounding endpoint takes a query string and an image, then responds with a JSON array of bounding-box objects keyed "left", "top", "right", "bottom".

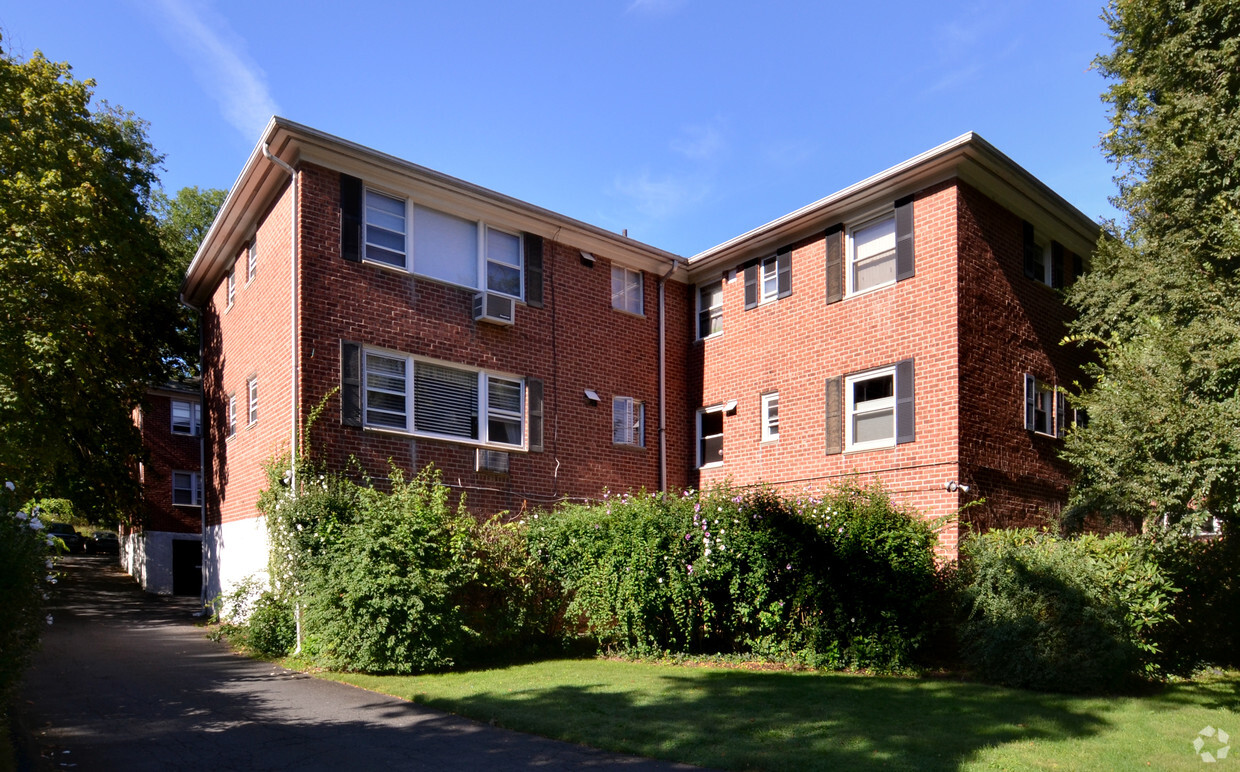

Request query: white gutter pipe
[
  {"left": 261, "top": 142, "right": 301, "bottom": 654},
  {"left": 657, "top": 257, "right": 685, "bottom": 493}
]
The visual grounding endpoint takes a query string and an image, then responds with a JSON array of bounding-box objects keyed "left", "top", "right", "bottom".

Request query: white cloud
[
  {"left": 670, "top": 124, "right": 725, "bottom": 161},
  {"left": 760, "top": 138, "right": 817, "bottom": 170},
  {"left": 613, "top": 170, "right": 709, "bottom": 219},
  {"left": 146, "top": 0, "right": 279, "bottom": 139}
]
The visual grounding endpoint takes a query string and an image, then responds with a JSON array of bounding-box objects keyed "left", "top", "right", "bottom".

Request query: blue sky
[{"left": 2, "top": 1, "right": 1117, "bottom": 256}]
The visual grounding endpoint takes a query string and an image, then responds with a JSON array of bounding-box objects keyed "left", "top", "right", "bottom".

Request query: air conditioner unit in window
[
  {"left": 476, "top": 449, "right": 510, "bottom": 474},
  {"left": 473, "top": 292, "right": 515, "bottom": 326}
]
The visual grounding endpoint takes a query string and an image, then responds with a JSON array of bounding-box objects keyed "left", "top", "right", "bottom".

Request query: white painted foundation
[
  {"left": 119, "top": 530, "right": 202, "bottom": 596},
  {"left": 202, "top": 517, "right": 270, "bottom": 615}
]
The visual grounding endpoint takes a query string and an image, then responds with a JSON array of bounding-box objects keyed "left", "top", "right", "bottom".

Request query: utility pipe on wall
[{"left": 657, "top": 257, "right": 684, "bottom": 493}]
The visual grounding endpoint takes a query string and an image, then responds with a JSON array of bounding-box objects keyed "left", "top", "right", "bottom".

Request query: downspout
[
  {"left": 262, "top": 142, "right": 301, "bottom": 653},
  {"left": 657, "top": 256, "right": 685, "bottom": 493},
  {"left": 180, "top": 298, "right": 207, "bottom": 613}
]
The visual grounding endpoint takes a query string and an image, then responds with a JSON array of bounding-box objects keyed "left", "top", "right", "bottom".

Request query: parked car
[
  {"left": 86, "top": 531, "right": 120, "bottom": 555},
  {"left": 46, "top": 522, "right": 86, "bottom": 554}
]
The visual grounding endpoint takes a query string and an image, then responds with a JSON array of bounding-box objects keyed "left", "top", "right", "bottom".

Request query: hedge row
[{"left": 234, "top": 464, "right": 1236, "bottom": 692}]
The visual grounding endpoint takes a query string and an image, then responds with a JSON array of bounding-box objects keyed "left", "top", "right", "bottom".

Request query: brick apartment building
[
  {"left": 126, "top": 381, "right": 204, "bottom": 595},
  {"left": 182, "top": 118, "right": 1096, "bottom": 600}
]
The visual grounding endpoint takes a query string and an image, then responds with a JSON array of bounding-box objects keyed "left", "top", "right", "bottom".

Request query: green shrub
[
  {"left": 247, "top": 592, "right": 296, "bottom": 657},
  {"left": 299, "top": 467, "right": 474, "bottom": 673},
  {"left": 1142, "top": 528, "right": 1239, "bottom": 673},
  {"left": 0, "top": 487, "right": 54, "bottom": 706},
  {"left": 527, "top": 483, "right": 941, "bottom": 671},
  {"left": 956, "top": 529, "right": 1177, "bottom": 693}
]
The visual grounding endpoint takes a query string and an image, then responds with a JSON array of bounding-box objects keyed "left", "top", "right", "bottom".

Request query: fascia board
[{"left": 686, "top": 132, "right": 1103, "bottom": 281}]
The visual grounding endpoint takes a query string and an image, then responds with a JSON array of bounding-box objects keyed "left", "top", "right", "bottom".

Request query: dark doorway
[{"left": 171, "top": 539, "right": 202, "bottom": 597}]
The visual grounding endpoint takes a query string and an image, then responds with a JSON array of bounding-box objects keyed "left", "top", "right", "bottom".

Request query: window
[
  {"left": 170, "top": 400, "right": 201, "bottom": 436},
  {"left": 697, "top": 280, "right": 723, "bottom": 339},
  {"left": 611, "top": 266, "right": 643, "bottom": 314},
  {"left": 849, "top": 214, "right": 897, "bottom": 295},
  {"left": 840, "top": 360, "right": 915, "bottom": 452},
  {"left": 613, "top": 397, "right": 644, "bottom": 447},
  {"left": 227, "top": 394, "right": 236, "bottom": 437},
  {"left": 762, "top": 392, "right": 779, "bottom": 441},
  {"left": 1023, "top": 222, "right": 1067, "bottom": 288},
  {"left": 414, "top": 204, "right": 477, "bottom": 288},
  {"left": 697, "top": 407, "right": 725, "bottom": 468},
  {"left": 226, "top": 265, "right": 236, "bottom": 308},
  {"left": 351, "top": 178, "right": 526, "bottom": 299},
  {"left": 247, "top": 377, "right": 258, "bottom": 426},
  {"left": 362, "top": 349, "right": 524, "bottom": 448},
  {"left": 485, "top": 227, "right": 522, "bottom": 298},
  {"left": 364, "top": 353, "right": 408, "bottom": 429},
  {"left": 846, "top": 368, "right": 896, "bottom": 450},
  {"left": 1030, "top": 234, "right": 1051, "bottom": 286},
  {"left": 246, "top": 238, "right": 257, "bottom": 282},
  {"left": 743, "top": 250, "right": 791, "bottom": 308},
  {"left": 365, "top": 189, "right": 407, "bottom": 268},
  {"left": 1024, "top": 374, "right": 1066, "bottom": 437},
  {"left": 172, "top": 471, "right": 203, "bottom": 507}
]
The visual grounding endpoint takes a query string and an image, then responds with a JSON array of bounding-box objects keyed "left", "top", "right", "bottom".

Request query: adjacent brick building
[
  {"left": 182, "top": 119, "right": 1097, "bottom": 599},
  {"left": 126, "top": 381, "right": 204, "bottom": 595}
]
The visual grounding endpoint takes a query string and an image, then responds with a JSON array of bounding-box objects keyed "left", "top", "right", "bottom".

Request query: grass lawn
[{"left": 317, "top": 659, "right": 1239, "bottom": 771}]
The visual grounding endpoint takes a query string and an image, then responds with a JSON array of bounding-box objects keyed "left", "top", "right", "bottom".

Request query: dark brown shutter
[
  {"left": 825, "top": 225, "right": 844, "bottom": 304},
  {"left": 825, "top": 376, "right": 842, "bottom": 455},
  {"left": 896, "top": 358, "right": 915, "bottom": 444},
  {"left": 1022, "top": 221, "right": 1037, "bottom": 279},
  {"left": 524, "top": 234, "right": 544, "bottom": 308},
  {"left": 528, "top": 378, "right": 544, "bottom": 452},
  {"left": 341, "top": 341, "right": 362, "bottom": 427},
  {"left": 1051, "top": 241, "right": 1065, "bottom": 289},
  {"left": 895, "top": 196, "right": 915, "bottom": 281},
  {"left": 340, "top": 174, "right": 363, "bottom": 263},
  {"left": 776, "top": 247, "right": 792, "bottom": 298},
  {"left": 1072, "top": 252, "right": 1084, "bottom": 281},
  {"left": 744, "top": 264, "right": 758, "bottom": 309}
]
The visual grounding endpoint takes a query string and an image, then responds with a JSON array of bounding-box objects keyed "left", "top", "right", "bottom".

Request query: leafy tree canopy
[
  {"left": 0, "top": 38, "right": 184, "bottom": 522},
  {"left": 154, "top": 186, "right": 226, "bottom": 377},
  {"left": 1065, "top": 0, "right": 1240, "bottom": 529}
]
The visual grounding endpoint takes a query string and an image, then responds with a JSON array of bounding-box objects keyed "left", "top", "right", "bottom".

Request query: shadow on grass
[{"left": 391, "top": 665, "right": 1115, "bottom": 771}]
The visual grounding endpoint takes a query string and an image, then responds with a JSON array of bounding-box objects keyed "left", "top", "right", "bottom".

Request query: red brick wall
[
  {"left": 137, "top": 392, "right": 202, "bottom": 534},
  {"left": 202, "top": 180, "right": 295, "bottom": 528},
  {"left": 693, "top": 181, "right": 964, "bottom": 554},
  {"left": 955, "top": 182, "right": 1086, "bottom": 533},
  {"left": 296, "top": 163, "right": 691, "bottom": 517}
]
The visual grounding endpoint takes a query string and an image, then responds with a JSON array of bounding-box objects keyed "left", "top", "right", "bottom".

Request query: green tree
[
  {"left": 0, "top": 39, "right": 182, "bottom": 522},
  {"left": 1064, "top": 1, "right": 1240, "bottom": 529},
  {"left": 154, "top": 186, "right": 226, "bottom": 376}
]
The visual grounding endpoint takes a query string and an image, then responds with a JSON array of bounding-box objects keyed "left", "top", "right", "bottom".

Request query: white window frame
[
  {"left": 226, "top": 265, "right": 236, "bottom": 308},
  {"left": 1031, "top": 234, "right": 1052, "bottom": 286},
  {"left": 697, "top": 280, "right": 723, "bottom": 339},
  {"left": 611, "top": 266, "right": 644, "bottom": 315},
  {"left": 612, "top": 397, "right": 644, "bottom": 447},
  {"left": 846, "top": 212, "right": 898, "bottom": 297},
  {"left": 361, "top": 188, "right": 525, "bottom": 300},
  {"left": 1024, "top": 374, "right": 1062, "bottom": 437},
  {"left": 845, "top": 366, "right": 897, "bottom": 451},
  {"left": 761, "top": 392, "right": 779, "bottom": 442},
  {"left": 170, "top": 400, "right": 201, "bottom": 436},
  {"left": 246, "top": 237, "right": 257, "bottom": 283},
  {"left": 361, "top": 347, "right": 525, "bottom": 450},
  {"left": 759, "top": 256, "right": 779, "bottom": 304},
  {"left": 227, "top": 394, "right": 236, "bottom": 437},
  {"left": 697, "top": 405, "right": 725, "bottom": 468},
  {"left": 247, "top": 377, "right": 258, "bottom": 427},
  {"left": 172, "top": 471, "right": 203, "bottom": 507}
]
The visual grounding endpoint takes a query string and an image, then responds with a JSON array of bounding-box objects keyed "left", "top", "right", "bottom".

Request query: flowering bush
[
  {"left": 527, "top": 483, "right": 941, "bottom": 671},
  {"left": 0, "top": 482, "right": 57, "bottom": 705}
]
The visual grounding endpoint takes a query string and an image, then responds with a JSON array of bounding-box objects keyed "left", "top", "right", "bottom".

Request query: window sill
[
  {"left": 172, "top": 503, "right": 203, "bottom": 509},
  {"left": 612, "top": 442, "right": 647, "bottom": 452},
  {"left": 696, "top": 332, "right": 723, "bottom": 343},
  {"left": 843, "top": 441, "right": 897, "bottom": 454},
  {"left": 845, "top": 279, "right": 897, "bottom": 301},
  {"left": 611, "top": 308, "right": 646, "bottom": 319},
  {"left": 698, "top": 461, "right": 724, "bottom": 470},
  {"left": 360, "top": 259, "right": 529, "bottom": 305},
  {"left": 362, "top": 424, "right": 526, "bottom": 453}
]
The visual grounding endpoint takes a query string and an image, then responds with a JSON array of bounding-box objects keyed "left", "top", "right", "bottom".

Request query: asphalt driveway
[{"left": 16, "top": 556, "right": 697, "bottom": 771}]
